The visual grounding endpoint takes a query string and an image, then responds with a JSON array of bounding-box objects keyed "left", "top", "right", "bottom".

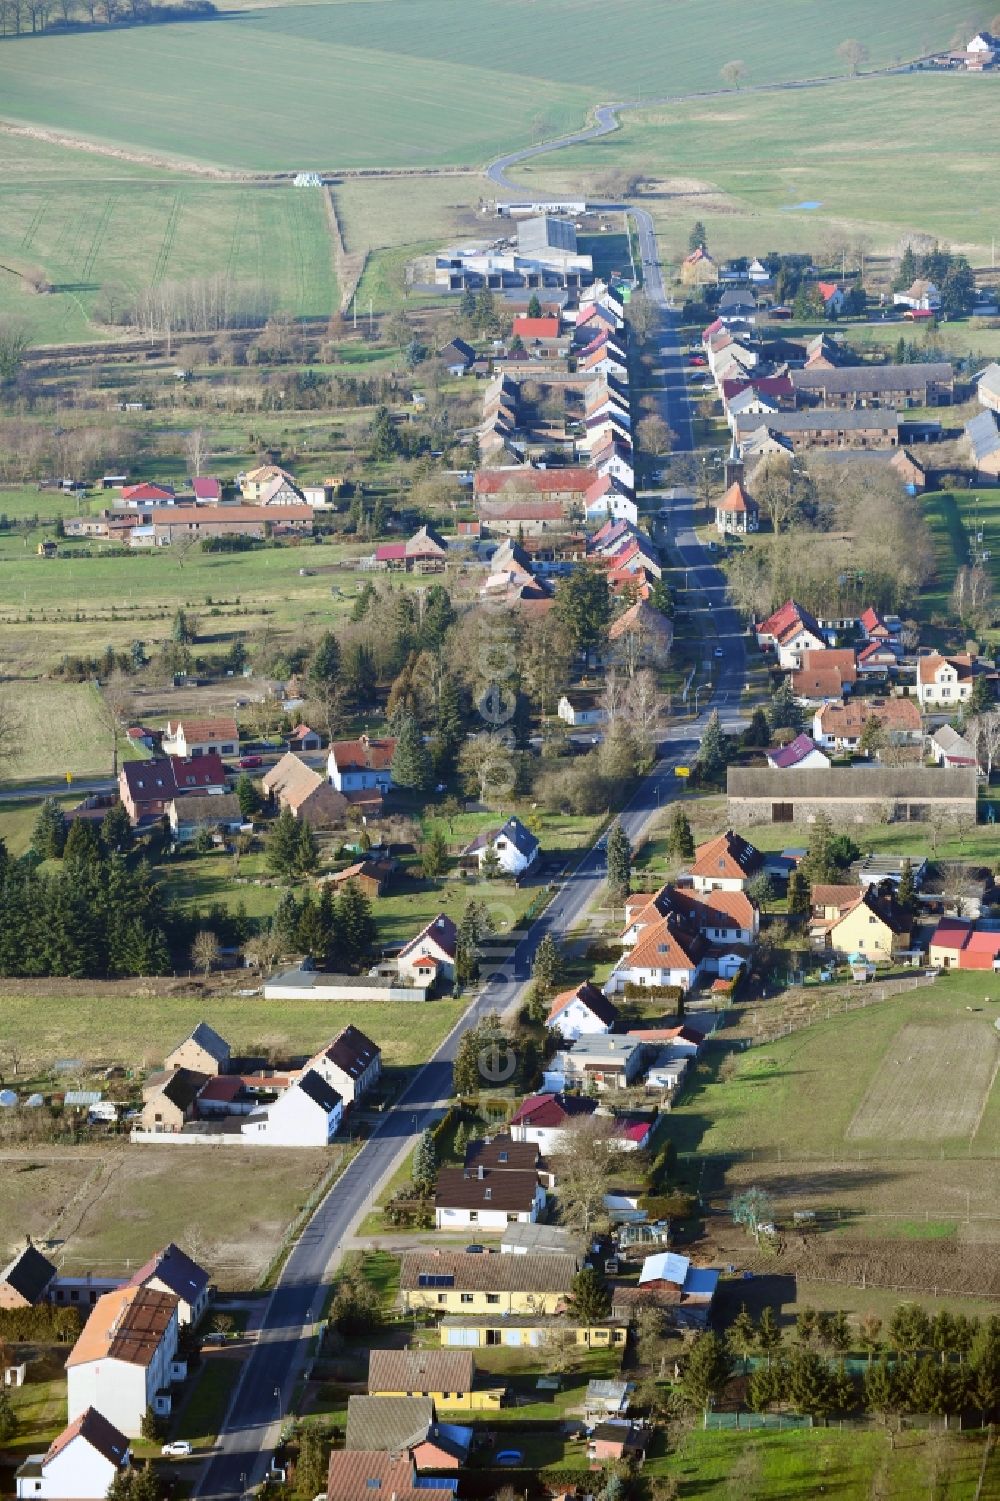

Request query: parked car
[
  {"left": 162, "top": 1441, "right": 192, "bottom": 1457},
  {"left": 689, "top": 354, "right": 707, "bottom": 366},
  {"left": 238, "top": 754, "right": 263, "bottom": 769}
]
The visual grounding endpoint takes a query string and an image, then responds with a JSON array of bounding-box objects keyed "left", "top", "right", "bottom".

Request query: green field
[
  {"left": 673, "top": 975, "right": 1000, "bottom": 1163},
  {"left": 0, "top": 1, "right": 971, "bottom": 172},
  {"left": 669, "top": 1427, "right": 1000, "bottom": 1500},
  {"left": 0, "top": 680, "right": 129, "bottom": 782},
  {"left": 518, "top": 72, "right": 1000, "bottom": 263},
  {"left": 0, "top": 176, "right": 337, "bottom": 343}
]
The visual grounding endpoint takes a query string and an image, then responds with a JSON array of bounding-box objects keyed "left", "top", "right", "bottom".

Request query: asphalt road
[{"left": 196, "top": 144, "right": 748, "bottom": 1499}]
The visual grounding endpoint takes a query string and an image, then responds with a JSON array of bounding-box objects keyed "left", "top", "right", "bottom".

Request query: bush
[{"left": 623, "top": 983, "right": 683, "bottom": 1004}]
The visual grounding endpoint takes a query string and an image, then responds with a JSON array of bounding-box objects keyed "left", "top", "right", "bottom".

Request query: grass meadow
[
  {"left": 669, "top": 1426, "right": 1000, "bottom": 1501},
  {"left": 0, "top": 0, "right": 971, "bottom": 171},
  {"left": 0, "top": 988, "right": 466, "bottom": 1075},
  {"left": 0, "top": 680, "right": 128, "bottom": 782},
  {"left": 672, "top": 974, "right": 1000, "bottom": 1163},
  {"left": 517, "top": 73, "right": 1000, "bottom": 264}
]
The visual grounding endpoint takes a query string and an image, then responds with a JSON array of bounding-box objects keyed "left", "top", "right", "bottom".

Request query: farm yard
[{"left": 0, "top": 0, "right": 970, "bottom": 173}]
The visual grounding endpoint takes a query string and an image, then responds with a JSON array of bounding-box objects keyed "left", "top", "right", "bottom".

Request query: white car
[{"left": 161, "top": 1441, "right": 193, "bottom": 1457}]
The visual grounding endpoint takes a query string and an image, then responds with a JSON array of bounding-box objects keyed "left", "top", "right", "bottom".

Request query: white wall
[
  {"left": 548, "top": 1000, "right": 611, "bottom": 1042},
  {"left": 22, "top": 1437, "right": 120, "bottom": 1500},
  {"left": 67, "top": 1361, "right": 148, "bottom": 1439}
]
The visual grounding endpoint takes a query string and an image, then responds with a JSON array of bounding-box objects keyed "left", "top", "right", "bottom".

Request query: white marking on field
[{"left": 845, "top": 1021, "right": 1000, "bottom": 1143}]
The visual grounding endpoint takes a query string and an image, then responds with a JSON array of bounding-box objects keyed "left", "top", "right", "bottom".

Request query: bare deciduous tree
[
  {"left": 184, "top": 427, "right": 209, "bottom": 480},
  {"left": 836, "top": 38, "right": 869, "bottom": 75},
  {"left": 720, "top": 59, "right": 747, "bottom": 88},
  {"left": 191, "top": 930, "right": 221, "bottom": 977},
  {"left": 637, "top": 414, "right": 676, "bottom": 458},
  {"left": 95, "top": 670, "right": 133, "bottom": 778}
]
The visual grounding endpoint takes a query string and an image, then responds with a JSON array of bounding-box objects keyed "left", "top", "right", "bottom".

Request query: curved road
[{"left": 196, "top": 118, "right": 748, "bottom": 1501}]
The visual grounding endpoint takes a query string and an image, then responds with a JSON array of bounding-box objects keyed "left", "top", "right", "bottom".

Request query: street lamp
[{"left": 274, "top": 1384, "right": 282, "bottom": 1424}]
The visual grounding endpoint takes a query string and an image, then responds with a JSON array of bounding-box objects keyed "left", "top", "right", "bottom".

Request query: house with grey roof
[
  {"left": 976, "top": 361, "right": 1000, "bottom": 414},
  {"left": 966, "top": 408, "right": 1000, "bottom": 478},
  {"left": 463, "top": 815, "right": 539, "bottom": 877},
  {"left": 165, "top": 1022, "right": 230, "bottom": 1077},
  {"left": 240, "top": 1068, "right": 342, "bottom": 1147},
  {"left": 0, "top": 1241, "right": 57, "bottom": 1310},
  {"left": 128, "top": 1243, "right": 210, "bottom": 1327}
]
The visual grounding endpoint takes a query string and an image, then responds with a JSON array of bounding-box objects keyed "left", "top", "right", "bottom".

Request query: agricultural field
[
  {"left": 0, "top": 0, "right": 969, "bottom": 172},
  {"left": 0, "top": 175, "right": 337, "bottom": 344},
  {"left": 845, "top": 1020, "right": 999, "bottom": 1142},
  {"left": 517, "top": 73, "right": 1000, "bottom": 265}
]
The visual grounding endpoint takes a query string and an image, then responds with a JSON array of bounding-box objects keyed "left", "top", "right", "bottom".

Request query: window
[
  {"left": 486, "top": 1329, "right": 501, "bottom": 1345},
  {"left": 771, "top": 802, "right": 793, "bottom": 823},
  {"left": 460, "top": 1293, "right": 474, "bottom": 1305},
  {"left": 437, "top": 1293, "right": 447, "bottom": 1305},
  {"left": 486, "top": 1294, "right": 500, "bottom": 1305},
  {"left": 484, "top": 1189, "right": 492, "bottom": 1202}
]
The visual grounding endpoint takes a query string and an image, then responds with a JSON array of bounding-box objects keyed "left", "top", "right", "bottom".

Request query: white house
[
  {"left": 585, "top": 491, "right": 638, "bottom": 527},
  {"left": 605, "top": 916, "right": 702, "bottom": 995},
  {"left": 66, "top": 1286, "right": 184, "bottom": 1437},
  {"left": 241, "top": 1069, "right": 342, "bottom": 1147},
  {"left": 546, "top": 1035, "right": 646, "bottom": 1092},
  {"left": 306, "top": 1025, "right": 381, "bottom": 1107},
  {"left": 397, "top": 914, "right": 458, "bottom": 985},
  {"left": 434, "top": 1165, "right": 545, "bottom": 1231},
  {"left": 508, "top": 1092, "right": 598, "bottom": 1153},
  {"left": 465, "top": 815, "right": 539, "bottom": 877},
  {"left": 929, "top": 723, "right": 980, "bottom": 770},
  {"left": 327, "top": 734, "right": 396, "bottom": 794},
  {"left": 916, "top": 653, "right": 976, "bottom": 707},
  {"left": 557, "top": 694, "right": 607, "bottom": 728},
  {"left": 893, "top": 279, "right": 941, "bottom": 313},
  {"left": 546, "top": 981, "right": 620, "bottom": 1041},
  {"left": 128, "top": 1243, "right": 210, "bottom": 1327},
  {"left": 755, "top": 600, "right": 827, "bottom": 670},
  {"left": 16, "top": 1409, "right": 130, "bottom": 1500},
  {"left": 161, "top": 717, "right": 238, "bottom": 759},
  {"left": 765, "top": 734, "right": 831, "bottom": 770}
]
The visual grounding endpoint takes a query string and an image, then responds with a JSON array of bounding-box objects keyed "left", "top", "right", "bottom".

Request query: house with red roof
[
  {"left": 509, "top": 1092, "right": 597, "bottom": 1152},
  {"left": 119, "top": 482, "right": 175, "bottom": 507},
  {"left": 755, "top": 599, "right": 827, "bottom": 668},
  {"left": 118, "top": 754, "right": 228, "bottom": 826},
  {"left": 857, "top": 639, "right": 899, "bottom": 678},
  {"left": 328, "top": 734, "right": 395, "bottom": 794},
  {"left": 15, "top": 1407, "right": 130, "bottom": 1499},
  {"left": 689, "top": 830, "right": 762, "bottom": 893},
  {"left": 547, "top": 982, "right": 620, "bottom": 1041},
  {"left": 929, "top": 917, "right": 1000, "bottom": 972},
  {"left": 815, "top": 281, "right": 846, "bottom": 315},
  {"left": 191, "top": 476, "right": 222, "bottom": 504}
]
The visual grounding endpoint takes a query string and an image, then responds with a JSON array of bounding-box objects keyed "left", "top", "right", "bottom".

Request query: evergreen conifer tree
[
  {"left": 412, "top": 1128, "right": 438, "bottom": 1191},
  {"left": 391, "top": 714, "right": 433, "bottom": 791},
  {"left": 605, "top": 820, "right": 632, "bottom": 898}
]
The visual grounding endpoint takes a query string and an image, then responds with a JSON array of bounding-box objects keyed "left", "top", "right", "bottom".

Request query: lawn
[
  {"left": 0, "top": 794, "right": 77, "bottom": 855},
  {"left": 668, "top": 1426, "right": 999, "bottom": 1500},
  {"left": 0, "top": 1, "right": 966, "bottom": 172},
  {"left": 170, "top": 1355, "right": 244, "bottom": 1449},
  {"left": 517, "top": 71, "right": 1000, "bottom": 264},
  {"left": 0, "top": 178, "right": 337, "bottom": 344}
]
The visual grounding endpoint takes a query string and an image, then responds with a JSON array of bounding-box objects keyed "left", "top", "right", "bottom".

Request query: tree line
[
  {"left": 0, "top": 0, "right": 214, "bottom": 37},
  {"left": 678, "top": 1303, "right": 1000, "bottom": 1429}
]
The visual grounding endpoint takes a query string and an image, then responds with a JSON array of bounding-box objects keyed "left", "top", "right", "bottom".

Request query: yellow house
[
  {"left": 240, "top": 463, "right": 296, "bottom": 502},
  {"left": 825, "top": 889, "right": 911, "bottom": 962},
  {"left": 367, "top": 1348, "right": 503, "bottom": 1412},
  {"left": 439, "top": 1316, "right": 627, "bottom": 1351},
  {"left": 398, "top": 1251, "right": 575, "bottom": 1318}
]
